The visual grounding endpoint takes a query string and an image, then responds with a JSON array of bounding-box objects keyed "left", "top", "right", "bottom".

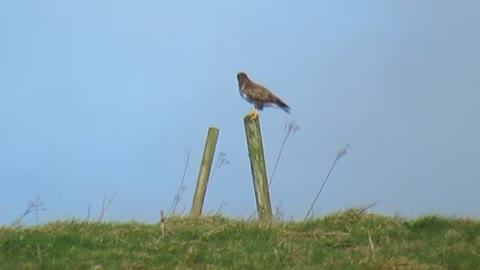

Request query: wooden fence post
[
  {"left": 190, "top": 127, "right": 219, "bottom": 218},
  {"left": 244, "top": 116, "right": 272, "bottom": 221}
]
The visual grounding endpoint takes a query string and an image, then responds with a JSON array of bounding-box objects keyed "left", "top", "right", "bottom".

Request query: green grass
[{"left": 1, "top": 209, "right": 479, "bottom": 269}]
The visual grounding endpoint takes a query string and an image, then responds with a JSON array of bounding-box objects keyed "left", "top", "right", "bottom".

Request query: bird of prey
[{"left": 237, "top": 72, "right": 290, "bottom": 119}]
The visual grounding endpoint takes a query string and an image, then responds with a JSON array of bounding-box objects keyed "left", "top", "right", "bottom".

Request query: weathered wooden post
[
  {"left": 244, "top": 116, "right": 273, "bottom": 221},
  {"left": 190, "top": 127, "right": 219, "bottom": 218}
]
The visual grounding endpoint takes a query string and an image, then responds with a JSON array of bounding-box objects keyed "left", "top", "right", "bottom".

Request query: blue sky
[{"left": 1, "top": 1, "right": 479, "bottom": 224}]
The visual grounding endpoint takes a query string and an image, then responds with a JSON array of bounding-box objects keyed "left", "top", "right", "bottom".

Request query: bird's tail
[{"left": 276, "top": 99, "right": 290, "bottom": 114}]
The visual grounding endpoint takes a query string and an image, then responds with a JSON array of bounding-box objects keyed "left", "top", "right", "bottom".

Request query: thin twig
[
  {"left": 168, "top": 150, "right": 190, "bottom": 218},
  {"left": 160, "top": 210, "right": 166, "bottom": 237},
  {"left": 97, "top": 193, "right": 115, "bottom": 222},
  {"left": 273, "top": 204, "right": 285, "bottom": 221},
  {"left": 11, "top": 196, "right": 45, "bottom": 227},
  {"left": 214, "top": 198, "right": 228, "bottom": 217},
  {"left": 304, "top": 144, "right": 350, "bottom": 220},
  {"left": 210, "top": 152, "right": 230, "bottom": 179},
  {"left": 87, "top": 204, "right": 91, "bottom": 223},
  {"left": 269, "top": 122, "right": 299, "bottom": 187},
  {"left": 359, "top": 201, "right": 381, "bottom": 214}
]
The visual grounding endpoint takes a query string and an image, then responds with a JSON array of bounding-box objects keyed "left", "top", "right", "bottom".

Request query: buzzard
[{"left": 237, "top": 72, "right": 290, "bottom": 119}]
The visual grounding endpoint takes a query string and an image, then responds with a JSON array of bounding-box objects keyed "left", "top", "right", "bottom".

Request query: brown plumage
[{"left": 237, "top": 72, "right": 290, "bottom": 117}]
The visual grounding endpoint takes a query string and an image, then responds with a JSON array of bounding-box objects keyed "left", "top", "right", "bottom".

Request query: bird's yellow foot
[{"left": 246, "top": 109, "right": 259, "bottom": 120}]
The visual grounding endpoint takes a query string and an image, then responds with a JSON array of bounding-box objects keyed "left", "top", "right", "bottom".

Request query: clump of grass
[
  {"left": 1, "top": 211, "right": 479, "bottom": 269},
  {"left": 406, "top": 215, "right": 455, "bottom": 232}
]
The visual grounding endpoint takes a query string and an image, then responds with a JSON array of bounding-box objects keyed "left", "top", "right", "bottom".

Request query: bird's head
[{"left": 237, "top": 72, "right": 249, "bottom": 83}]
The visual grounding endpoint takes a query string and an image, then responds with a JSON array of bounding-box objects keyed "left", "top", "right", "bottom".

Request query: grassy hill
[{"left": 1, "top": 209, "right": 479, "bottom": 269}]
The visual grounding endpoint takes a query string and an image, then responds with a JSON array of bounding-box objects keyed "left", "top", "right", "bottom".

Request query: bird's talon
[{"left": 246, "top": 109, "right": 259, "bottom": 120}]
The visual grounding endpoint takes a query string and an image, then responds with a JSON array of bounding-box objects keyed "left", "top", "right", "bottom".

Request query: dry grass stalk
[{"left": 160, "top": 210, "right": 166, "bottom": 237}]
